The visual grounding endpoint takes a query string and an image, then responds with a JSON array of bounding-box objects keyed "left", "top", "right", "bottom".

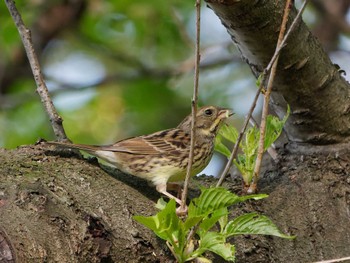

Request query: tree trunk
[{"left": 206, "top": 0, "right": 350, "bottom": 144}]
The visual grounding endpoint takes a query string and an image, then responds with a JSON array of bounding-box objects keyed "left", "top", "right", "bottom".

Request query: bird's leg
[
  {"left": 156, "top": 183, "right": 182, "bottom": 205},
  {"left": 167, "top": 182, "right": 183, "bottom": 200}
]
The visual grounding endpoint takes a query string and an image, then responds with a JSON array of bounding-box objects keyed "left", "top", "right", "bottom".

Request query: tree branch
[
  {"left": 180, "top": 0, "right": 201, "bottom": 213},
  {"left": 206, "top": 0, "right": 350, "bottom": 144},
  {"left": 249, "top": 0, "right": 293, "bottom": 193},
  {"left": 5, "top": 0, "right": 68, "bottom": 142},
  {"left": 216, "top": 0, "right": 308, "bottom": 188}
]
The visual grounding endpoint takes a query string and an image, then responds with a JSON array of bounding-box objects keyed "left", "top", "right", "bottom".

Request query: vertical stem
[
  {"left": 216, "top": 85, "right": 262, "bottom": 187},
  {"left": 248, "top": 0, "right": 292, "bottom": 193},
  {"left": 181, "top": 0, "right": 201, "bottom": 211},
  {"left": 216, "top": 0, "right": 308, "bottom": 188}
]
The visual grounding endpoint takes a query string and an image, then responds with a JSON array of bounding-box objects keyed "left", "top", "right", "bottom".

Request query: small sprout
[{"left": 215, "top": 107, "right": 289, "bottom": 187}]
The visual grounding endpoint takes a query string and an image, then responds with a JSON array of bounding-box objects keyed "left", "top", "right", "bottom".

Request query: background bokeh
[{"left": 1, "top": 1, "right": 350, "bottom": 171}]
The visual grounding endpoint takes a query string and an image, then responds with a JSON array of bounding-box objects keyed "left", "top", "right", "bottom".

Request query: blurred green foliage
[
  {"left": 0, "top": 0, "right": 247, "bottom": 148},
  {"left": 1, "top": 0, "right": 347, "bottom": 149}
]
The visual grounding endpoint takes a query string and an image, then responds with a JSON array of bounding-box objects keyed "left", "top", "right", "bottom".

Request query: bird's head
[{"left": 178, "top": 106, "right": 233, "bottom": 137}]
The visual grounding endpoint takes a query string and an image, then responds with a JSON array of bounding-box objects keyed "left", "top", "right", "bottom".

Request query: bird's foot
[{"left": 176, "top": 205, "right": 188, "bottom": 217}]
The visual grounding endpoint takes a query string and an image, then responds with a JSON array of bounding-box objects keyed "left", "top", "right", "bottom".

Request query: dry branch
[
  {"left": 5, "top": 0, "right": 68, "bottom": 142},
  {"left": 181, "top": 0, "right": 202, "bottom": 212}
]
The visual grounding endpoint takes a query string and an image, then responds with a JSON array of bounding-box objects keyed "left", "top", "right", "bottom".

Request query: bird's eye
[{"left": 204, "top": 109, "right": 213, "bottom": 116}]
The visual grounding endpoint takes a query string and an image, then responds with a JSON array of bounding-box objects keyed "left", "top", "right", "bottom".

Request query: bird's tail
[{"left": 45, "top": 141, "right": 99, "bottom": 154}]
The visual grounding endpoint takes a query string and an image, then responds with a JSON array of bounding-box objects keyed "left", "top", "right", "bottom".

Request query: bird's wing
[{"left": 99, "top": 129, "right": 190, "bottom": 155}]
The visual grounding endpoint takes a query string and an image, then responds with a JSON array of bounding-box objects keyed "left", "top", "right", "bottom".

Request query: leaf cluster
[
  {"left": 134, "top": 187, "right": 294, "bottom": 262},
  {"left": 215, "top": 107, "right": 290, "bottom": 185}
]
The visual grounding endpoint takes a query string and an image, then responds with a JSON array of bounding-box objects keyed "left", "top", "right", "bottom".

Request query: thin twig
[
  {"left": 311, "top": 256, "right": 350, "bottom": 263},
  {"left": 248, "top": 0, "right": 293, "bottom": 193},
  {"left": 217, "top": 0, "right": 308, "bottom": 187},
  {"left": 249, "top": 117, "right": 278, "bottom": 161},
  {"left": 5, "top": 0, "right": 68, "bottom": 142},
  {"left": 217, "top": 83, "right": 263, "bottom": 187},
  {"left": 180, "top": 0, "right": 201, "bottom": 211},
  {"left": 265, "top": 0, "right": 309, "bottom": 73}
]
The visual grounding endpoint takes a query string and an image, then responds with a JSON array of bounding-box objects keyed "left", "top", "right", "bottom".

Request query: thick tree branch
[
  {"left": 205, "top": 0, "right": 350, "bottom": 144},
  {"left": 5, "top": 0, "right": 68, "bottom": 142}
]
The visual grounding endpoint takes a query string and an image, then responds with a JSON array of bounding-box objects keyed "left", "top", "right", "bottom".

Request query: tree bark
[
  {"left": 205, "top": 0, "right": 350, "bottom": 144},
  {"left": 1, "top": 143, "right": 350, "bottom": 262},
  {"left": 0, "top": 146, "right": 170, "bottom": 262}
]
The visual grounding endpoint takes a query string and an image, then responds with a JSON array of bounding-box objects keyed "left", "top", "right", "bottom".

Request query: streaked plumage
[{"left": 46, "top": 106, "right": 233, "bottom": 204}]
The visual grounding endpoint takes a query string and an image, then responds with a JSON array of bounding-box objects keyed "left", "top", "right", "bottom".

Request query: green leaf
[
  {"left": 214, "top": 136, "right": 232, "bottom": 158},
  {"left": 188, "top": 188, "right": 267, "bottom": 218},
  {"left": 183, "top": 215, "right": 204, "bottom": 232},
  {"left": 188, "top": 188, "right": 239, "bottom": 218},
  {"left": 192, "top": 232, "right": 235, "bottom": 262},
  {"left": 264, "top": 105, "right": 290, "bottom": 150},
  {"left": 256, "top": 73, "right": 264, "bottom": 87},
  {"left": 133, "top": 199, "right": 187, "bottom": 256},
  {"left": 218, "top": 124, "right": 239, "bottom": 143},
  {"left": 199, "top": 207, "right": 228, "bottom": 233},
  {"left": 194, "top": 257, "right": 212, "bottom": 263},
  {"left": 224, "top": 212, "right": 295, "bottom": 239},
  {"left": 155, "top": 197, "right": 167, "bottom": 210},
  {"left": 218, "top": 212, "right": 228, "bottom": 233}
]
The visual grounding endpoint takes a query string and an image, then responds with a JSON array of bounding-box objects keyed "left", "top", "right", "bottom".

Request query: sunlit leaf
[
  {"left": 133, "top": 199, "right": 186, "bottom": 254},
  {"left": 218, "top": 124, "right": 239, "bottom": 143},
  {"left": 214, "top": 136, "right": 231, "bottom": 158},
  {"left": 224, "top": 212, "right": 295, "bottom": 239},
  {"left": 199, "top": 207, "right": 228, "bottom": 233},
  {"left": 264, "top": 105, "right": 290, "bottom": 150},
  {"left": 188, "top": 187, "right": 267, "bottom": 218},
  {"left": 194, "top": 257, "right": 212, "bottom": 263},
  {"left": 192, "top": 232, "right": 235, "bottom": 262}
]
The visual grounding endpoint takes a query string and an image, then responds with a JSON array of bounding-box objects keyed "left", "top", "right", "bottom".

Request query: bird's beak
[{"left": 218, "top": 108, "right": 234, "bottom": 119}]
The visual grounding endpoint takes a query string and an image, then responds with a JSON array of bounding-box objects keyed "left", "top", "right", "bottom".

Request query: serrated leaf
[
  {"left": 192, "top": 232, "right": 235, "bottom": 262},
  {"left": 199, "top": 207, "right": 228, "bottom": 233},
  {"left": 264, "top": 105, "right": 290, "bottom": 150},
  {"left": 188, "top": 188, "right": 267, "bottom": 218},
  {"left": 224, "top": 212, "right": 295, "bottom": 239},
  {"left": 188, "top": 188, "right": 239, "bottom": 217}
]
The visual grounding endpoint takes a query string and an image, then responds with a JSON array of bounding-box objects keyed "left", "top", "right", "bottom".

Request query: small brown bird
[{"left": 46, "top": 106, "right": 233, "bottom": 204}]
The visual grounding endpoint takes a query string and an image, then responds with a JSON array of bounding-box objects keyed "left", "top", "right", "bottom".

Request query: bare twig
[
  {"left": 311, "top": 256, "right": 350, "bottom": 263},
  {"left": 249, "top": 117, "right": 278, "bottom": 161},
  {"left": 180, "top": 0, "right": 201, "bottom": 211},
  {"left": 248, "top": 0, "right": 293, "bottom": 193},
  {"left": 216, "top": 85, "right": 263, "bottom": 187},
  {"left": 217, "top": 0, "right": 308, "bottom": 188},
  {"left": 5, "top": 0, "right": 68, "bottom": 142},
  {"left": 265, "top": 0, "right": 309, "bottom": 73}
]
